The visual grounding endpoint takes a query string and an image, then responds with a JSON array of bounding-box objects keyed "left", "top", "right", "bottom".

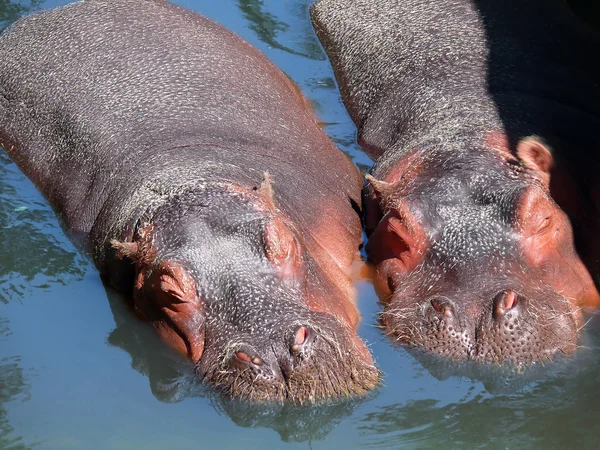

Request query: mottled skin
[
  {"left": 0, "top": 0, "right": 379, "bottom": 401},
  {"left": 311, "top": 0, "right": 600, "bottom": 363}
]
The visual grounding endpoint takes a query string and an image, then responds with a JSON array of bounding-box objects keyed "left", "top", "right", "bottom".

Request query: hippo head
[
  {"left": 366, "top": 135, "right": 599, "bottom": 364},
  {"left": 112, "top": 178, "right": 378, "bottom": 402}
]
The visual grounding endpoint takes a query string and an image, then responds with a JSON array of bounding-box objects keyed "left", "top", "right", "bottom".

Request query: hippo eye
[
  {"left": 535, "top": 216, "right": 552, "bottom": 235},
  {"left": 517, "top": 188, "right": 558, "bottom": 238}
]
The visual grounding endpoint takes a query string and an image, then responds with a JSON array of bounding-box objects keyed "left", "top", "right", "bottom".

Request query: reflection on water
[
  {"left": 0, "top": 318, "right": 29, "bottom": 450},
  {"left": 0, "top": 0, "right": 42, "bottom": 30},
  {"left": 105, "top": 286, "right": 369, "bottom": 443},
  {"left": 104, "top": 285, "right": 196, "bottom": 404},
  {"left": 359, "top": 327, "right": 600, "bottom": 449},
  {"left": 237, "top": 0, "right": 291, "bottom": 54},
  {"left": 0, "top": 150, "right": 88, "bottom": 303},
  {"left": 218, "top": 398, "right": 362, "bottom": 443},
  {"left": 0, "top": 0, "right": 599, "bottom": 448},
  {"left": 237, "top": 0, "right": 323, "bottom": 59}
]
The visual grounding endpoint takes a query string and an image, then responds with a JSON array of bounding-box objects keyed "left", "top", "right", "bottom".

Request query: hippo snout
[
  {"left": 475, "top": 291, "right": 578, "bottom": 364},
  {"left": 386, "top": 285, "right": 579, "bottom": 365},
  {"left": 226, "top": 326, "right": 316, "bottom": 384},
  {"left": 202, "top": 319, "right": 379, "bottom": 403}
]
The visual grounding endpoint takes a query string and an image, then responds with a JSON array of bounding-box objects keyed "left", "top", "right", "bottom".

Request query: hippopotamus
[
  {"left": 0, "top": 0, "right": 379, "bottom": 401},
  {"left": 311, "top": 0, "right": 600, "bottom": 364}
]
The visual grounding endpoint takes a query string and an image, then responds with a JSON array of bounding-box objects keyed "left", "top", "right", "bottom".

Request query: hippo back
[
  {"left": 0, "top": 0, "right": 362, "bottom": 277},
  {"left": 310, "top": 0, "right": 600, "bottom": 161}
]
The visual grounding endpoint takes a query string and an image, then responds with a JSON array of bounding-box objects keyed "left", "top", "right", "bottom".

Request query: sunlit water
[{"left": 1, "top": 1, "right": 600, "bottom": 449}]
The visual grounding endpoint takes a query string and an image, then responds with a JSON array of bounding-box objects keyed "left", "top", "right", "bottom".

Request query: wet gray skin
[
  {"left": 0, "top": 0, "right": 379, "bottom": 402},
  {"left": 311, "top": 0, "right": 600, "bottom": 365},
  {"left": 369, "top": 145, "right": 581, "bottom": 364},
  {"left": 141, "top": 188, "right": 379, "bottom": 401}
]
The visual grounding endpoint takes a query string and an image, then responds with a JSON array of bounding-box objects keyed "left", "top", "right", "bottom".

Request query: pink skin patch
[{"left": 483, "top": 130, "right": 514, "bottom": 158}]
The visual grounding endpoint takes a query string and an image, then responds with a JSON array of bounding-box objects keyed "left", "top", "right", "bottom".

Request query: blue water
[{"left": 1, "top": 1, "right": 600, "bottom": 449}]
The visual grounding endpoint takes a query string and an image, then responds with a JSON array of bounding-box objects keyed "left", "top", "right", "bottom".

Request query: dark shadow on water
[
  {"left": 0, "top": 148, "right": 88, "bottom": 304},
  {"left": 104, "top": 284, "right": 369, "bottom": 443},
  {"left": 472, "top": 0, "right": 600, "bottom": 279},
  {"left": 473, "top": 0, "right": 600, "bottom": 149},
  {"left": 568, "top": 0, "right": 600, "bottom": 31}
]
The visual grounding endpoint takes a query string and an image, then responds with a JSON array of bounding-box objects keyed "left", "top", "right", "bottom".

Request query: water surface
[{"left": 1, "top": 1, "right": 600, "bottom": 449}]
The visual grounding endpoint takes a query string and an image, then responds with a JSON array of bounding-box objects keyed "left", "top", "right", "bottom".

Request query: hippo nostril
[
  {"left": 251, "top": 356, "right": 264, "bottom": 366},
  {"left": 431, "top": 298, "right": 453, "bottom": 318},
  {"left": 290, "top": 326, "right": 313, "bottom": 354},
  {"left": 295, "top": 326, "right": 308, "bottom": 345},
  {"left": 230, "top": 349, "right": 284, "bottom": 382},
  {"left": 494, "top": 290, "right": 518, "bottom": 318},
  {"left": 235, "top": 351, "right": 252, "bottom": 362},
  {"left": 234, "top": 351, "right": 263, "bottom": 366}
]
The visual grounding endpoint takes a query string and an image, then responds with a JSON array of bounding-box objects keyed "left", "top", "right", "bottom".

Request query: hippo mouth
[
  {"left": 381, "top": 289, "right": 580, "bottom": 365},
  {"left": 196, "top": 323, "right": 380, "bottom": 403}
]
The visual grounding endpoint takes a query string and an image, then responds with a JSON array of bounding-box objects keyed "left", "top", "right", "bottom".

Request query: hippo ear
[
  {"left": 264, "top": 217, "right": 303, "bottom": 277},
  {"left": 135, "top": 261, "right": 206, "bottom": 362},
  {"left": 517, "top": 136, "right": 553, "bottom": 188},
  {"left": 365, "top": 174, "right": 395, "bottom": 200},
  {"left": 366, "top": 205, "right": 428, "bottom": 276},
  {"left": 364, "top": 174, "right": 397, "bottom": 236}
]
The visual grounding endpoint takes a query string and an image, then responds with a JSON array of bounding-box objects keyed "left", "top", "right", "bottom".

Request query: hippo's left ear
[
  {"left": 264, "top": 216, "right": 303, "bottom": 278},
  {"left": 135, "top": 261, "right": 206, "bottom": 362},
  {"left": 516, "top": 136, "right": 553, "bottom": 188}
]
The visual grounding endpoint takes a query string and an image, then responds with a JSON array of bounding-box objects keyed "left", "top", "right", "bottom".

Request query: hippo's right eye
[
  {"left": 535, "top": 216, "right": 552, "bottom": 234},
  {"left": 517, "top": 187, "right": 557, "bottom": 239}
]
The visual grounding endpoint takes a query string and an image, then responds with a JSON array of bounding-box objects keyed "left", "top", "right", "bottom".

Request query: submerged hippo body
[
  {"left": 311, "top": 0, "right": 600, "bottom": 364},
  {"left": 0, "top": 0, "right": 379, "bottom": 401}
]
